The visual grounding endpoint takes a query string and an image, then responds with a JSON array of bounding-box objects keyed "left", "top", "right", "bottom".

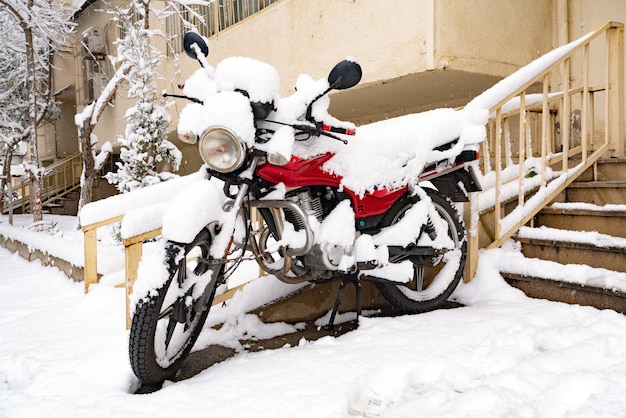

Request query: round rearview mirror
[
  {"left": 183, "top": 32, "right": 209, "bottom": 60},
  {"left": 327, "top": 60, "right": 362, "bottom": 90}
]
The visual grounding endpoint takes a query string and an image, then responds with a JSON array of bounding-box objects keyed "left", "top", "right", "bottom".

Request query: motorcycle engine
[
  {"left": 285, "top": 187, "right": 355, "bottom": 274},
  {"left": 285, "top": 187, "right": 328, "bottom": 226}
]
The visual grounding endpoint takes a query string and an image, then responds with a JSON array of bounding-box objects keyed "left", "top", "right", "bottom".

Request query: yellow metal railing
[{"left": 466, "top": 22, "right": 624, "bottom": 278}]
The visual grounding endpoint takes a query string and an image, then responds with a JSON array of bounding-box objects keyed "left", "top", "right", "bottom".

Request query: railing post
[
  {"left": 561, "top": 59, "right": 571, "bottom": 171},
  {"left": 124, "top": 241, "right": 142, "bottom": 329},
  {"left": 582, "top": 44, "right": 590, "bottom": 162},
  {"left": 494, "top": 108, "right": 502, "bottom": 240},
  {"left": 81, "top": 214, "right": 124, "bottom": 293},
  {"left": 541, "top": 74, "right": 549, "bottom": 187},
  {"left": 122, "top": 228, "right": 162, "bottom": 329},
  {"left": 607, "top": 23, "right": 624, "bottom": 157},
  {"left": 464, "top": 197, "right": 479, "bottom": 282},
  {"left": 518, "top": 92, "right": 526, "bottom": 206},
  {"left": 83, "top": 226, "right": 98, "bottom": 293}
]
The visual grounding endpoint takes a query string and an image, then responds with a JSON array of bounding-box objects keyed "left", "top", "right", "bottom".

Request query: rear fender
[{"left": 426, "top": 164, "right": 481, "bottom": 202}]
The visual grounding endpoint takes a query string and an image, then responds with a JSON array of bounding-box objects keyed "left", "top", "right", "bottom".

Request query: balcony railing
[{"left": 166, "top": 0, "right": 280, "bottom": 56}]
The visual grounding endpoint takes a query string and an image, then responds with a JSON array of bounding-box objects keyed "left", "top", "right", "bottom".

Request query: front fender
[{"left": 161, "top": 179, "right": 226, "bottom": 244}]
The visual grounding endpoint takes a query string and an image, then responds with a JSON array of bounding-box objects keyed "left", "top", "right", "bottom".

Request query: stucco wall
[
  {"left": 61, "top": 0, "right": 625, "bottom": 153},
  {"left": 164, "top": 0, "right": 434, "bottom": 94},
  {"left": 435, "top": 0, "right": 554, "bottom": 77}
]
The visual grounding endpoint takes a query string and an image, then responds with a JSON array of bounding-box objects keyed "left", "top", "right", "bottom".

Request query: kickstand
[{"left": 325, "top": 275, "right": 362, "bottom": 329}]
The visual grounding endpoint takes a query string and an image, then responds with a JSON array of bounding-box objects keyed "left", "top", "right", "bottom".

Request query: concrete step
[
  {"left": 516, "top": 226, "right": 626, "bottom": 273},
  {"left": 565, "top": 181, "right": 626, "bottom": 205},
  {"left": 575, "top": 158, "right": 626, "bottom": 182},
  {"left": 255, "top": 280, "right": 389, "bottom": 323},
  {"left": 536, "top": 203, "right": 626, "bottom": 238},
  {"left": 502, "top": 273, "right": 626, "bottom": 313}
]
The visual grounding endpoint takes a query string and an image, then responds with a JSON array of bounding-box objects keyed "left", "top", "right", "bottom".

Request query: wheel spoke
[
  {"left": 414, "top": 266, "right": 425, "bottom": 291},
  {"left": 158, "top": 305, "right": 174, "bottom": 320},
  {"left": 164, "top": 316, "right": 177, "bottom": 349},
  {"left": 177, "top": 260, "right": 186, "bottom": 285}
]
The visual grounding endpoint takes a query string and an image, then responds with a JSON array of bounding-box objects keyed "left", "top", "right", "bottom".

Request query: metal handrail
[
  {"left": 3, "top": 152, "right": 82, "bottom": 215},
  {"left": 465, "top": 22, "right": 624, "bottom": 278}
]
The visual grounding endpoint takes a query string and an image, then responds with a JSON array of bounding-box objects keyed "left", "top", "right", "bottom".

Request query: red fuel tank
[{"left": 256, "top": 154, "right": 407, "bottom": 220}]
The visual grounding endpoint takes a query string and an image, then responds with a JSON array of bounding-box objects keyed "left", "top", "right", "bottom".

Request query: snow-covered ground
[{"left": 1, "top": 214, "right": 626, "bottom": 417}]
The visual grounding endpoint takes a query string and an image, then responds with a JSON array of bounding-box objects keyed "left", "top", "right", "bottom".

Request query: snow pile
[
  {"left": 321, "top": 108, "right": 488, "bottom": 196},
  {"left": 0, "top": 216, "right": 122, "bottom": 275},
  {"left": 214, "top": 56, "right": 280, "bottom": 104},
  {"left": 550, "top": 201, "right": 626, "bottom": 212},
  {"left": 519, "top": 225, "right": 626, "bottom": 250},
  {"left": 1, "top": 244, "right": 626, "bottom": 417},
  {"left": 79, "top": 169, "right": 207, "bottom": 227},
  {"left": 472, "top": 239, "right": 626, "bottom": 294},
  {"left": 176, "top": 50, "right": 488, "bottom": 198}
]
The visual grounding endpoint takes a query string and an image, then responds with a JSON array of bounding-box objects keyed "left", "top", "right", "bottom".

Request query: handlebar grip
[{"left": 322, "top": 124, "right": 356, "bottom": 136}]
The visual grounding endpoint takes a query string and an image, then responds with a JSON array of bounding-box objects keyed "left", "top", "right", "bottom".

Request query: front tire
[
  {"left": 129, "top": 226, "right": 224, "bottom": 384},
  {"left": 374, "top": 188, "right": 466, "bottom": 313}
]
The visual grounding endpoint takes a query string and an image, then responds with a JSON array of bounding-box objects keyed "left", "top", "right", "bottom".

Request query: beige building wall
[
  {"left": 162, "top": 0, "right": 557, "bottom": 123},
  {"left": 56, "top": 0, "right": 626, "bottom": 175}
]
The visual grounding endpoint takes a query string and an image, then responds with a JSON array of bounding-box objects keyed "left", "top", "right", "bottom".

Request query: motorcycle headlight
[{"left": 199, "top": 127, "right": 246, "bottom": 173}]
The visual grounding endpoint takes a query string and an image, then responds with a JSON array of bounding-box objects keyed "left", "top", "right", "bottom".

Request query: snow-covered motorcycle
[{"left": 129, "top": 32, "right": 486, "bottom": 385}]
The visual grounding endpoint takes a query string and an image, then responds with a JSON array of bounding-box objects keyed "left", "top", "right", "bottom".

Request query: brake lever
[
  {"left": 294, "top": 123, "right": 349, "bottom": 144},
  {"left": 320, "top": 130, "right": 348, "bottom": 144},
  {"left": 265, "top": 120, "right": 349, "bottom": 144}
]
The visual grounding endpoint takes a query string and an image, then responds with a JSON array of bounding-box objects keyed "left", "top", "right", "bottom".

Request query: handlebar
[
  {"left": 321, "top": 123, "right": 356, "bottom": 136},
  {"left": 290, "top": 122, "right": 354, "bottom": 144}
]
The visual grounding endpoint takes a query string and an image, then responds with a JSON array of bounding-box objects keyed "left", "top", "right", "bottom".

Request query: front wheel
[
  {"left": 374, "top": 188, "right": 466, "bottom": 313},
  {"left": 129, "top": 226, "right": 224, "bottom": 384}
]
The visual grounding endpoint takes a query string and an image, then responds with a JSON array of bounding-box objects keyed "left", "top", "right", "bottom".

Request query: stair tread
[
  {"left": 542, "top": 202, "right": 626, "bottom": 216},
  {"left": 540, "top": 203, "right": 626, "bottom": 218},
  {"left": 503, "top": 272, "right": 626, "bottom": 297},
  {"left": 502, "top": 273, "right": 626, "bottom": 313},
  {"left": 517, "top": 226, "right": 626, "bottom": 250},
  {"left": 493, "top": 247, "right": 626, "bottom": 293},
  {"left": 569, "top": 180, "right": 626, "bottom": 187}
]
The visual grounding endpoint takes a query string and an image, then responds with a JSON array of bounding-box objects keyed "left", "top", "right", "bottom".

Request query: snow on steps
[
  {"left": 505, "top": 224, "right": 626, "bottom": 313},
  {"left": 503, "top": 157, "right": 626, "bottom": 312},
  {"left": 536, "top": 203, "right": 626, "bottom": 239},
  {"left": 527, "top": 162, "right": 626, "bottom": 275},
  {"left": 517, "top": 224, "right": 626, "bottom": 273},
  {"left": 564, "top": 158, "right": 626, "bottom": 205}
]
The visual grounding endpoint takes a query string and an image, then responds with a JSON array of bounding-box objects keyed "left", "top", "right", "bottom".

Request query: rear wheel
[
  {"left": 374, "top": 188, "right": 466, "bottom": 313},
  {"left": 129, "top": 226, "right": 224, "bottom": 384}
]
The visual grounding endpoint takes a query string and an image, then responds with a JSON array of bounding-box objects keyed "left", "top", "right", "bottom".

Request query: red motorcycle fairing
[{"left": 256, "top": 153, "right": 408, "bottom": 220}]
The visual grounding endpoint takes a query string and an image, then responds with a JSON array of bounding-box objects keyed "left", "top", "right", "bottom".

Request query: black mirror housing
[
  {"left": 183, "top": 32, "right": 209, "bottom": 60},
  {"left": 327, "top": 60, "right": 362, "bottom": 90}
]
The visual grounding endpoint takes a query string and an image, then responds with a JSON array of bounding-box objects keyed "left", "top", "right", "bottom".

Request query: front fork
[{"left": 208, "top": 157, "right": 259, "bottom": 259}]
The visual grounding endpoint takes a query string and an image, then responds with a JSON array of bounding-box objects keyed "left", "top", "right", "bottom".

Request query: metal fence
[{"left": 166, "top": 0, "right": 279, "bottom": 56}]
